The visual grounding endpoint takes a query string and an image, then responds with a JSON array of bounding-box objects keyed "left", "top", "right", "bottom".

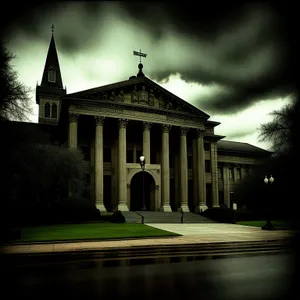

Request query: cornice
[{"left": 67, "top": 98, "right": 206, "bottom": 122}]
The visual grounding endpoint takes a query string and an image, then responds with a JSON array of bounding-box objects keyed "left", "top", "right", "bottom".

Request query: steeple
[
  {"left": 40, "top": 24, "right": 64, "bottom": 88},
  {"left": 36, "top": 25, "right": 66, "bottom": 125}
]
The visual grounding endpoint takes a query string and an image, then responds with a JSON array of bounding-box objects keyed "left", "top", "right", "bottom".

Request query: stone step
[{"left": 121, "top": 211, "right": 215, "bottom": 224}]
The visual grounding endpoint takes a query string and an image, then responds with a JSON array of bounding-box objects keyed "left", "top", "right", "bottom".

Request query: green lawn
[
  {"left": 11, "top": 223, "right": 180, "bottom": 243},
  {"left": 237, "top": 220, "right": 293, "bottom": 229}
]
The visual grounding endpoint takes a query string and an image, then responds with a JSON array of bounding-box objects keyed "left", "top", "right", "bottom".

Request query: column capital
[
  {"left": 195, "top": 129, "right": 205, "bottom": 138},
  {"left": 143, "top": 121, "right": 152, "bottom": 131},
  {"left": 127, "top": 183, "right": 131, "bottom": 189},
  {"left": 118, "top": 118, "right": 128, "bottom": 128},
  {"left": 95, "top": 116, "right": 105, "bottom": 126},
  {"left": 155, "top": 184, "right": 159, "bottom": 190},
  {"left": 162, "top": 124, "right": 172, "bottom": 134},
  {"left": 180, "top": 127, "right": 189, "bottom": 136},
  {"left": 68, "top": 113, "right": 79, "bottom": 123}
]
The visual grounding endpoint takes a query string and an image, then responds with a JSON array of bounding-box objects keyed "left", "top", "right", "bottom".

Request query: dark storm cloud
[
  {"left": 197, "top": 84, "right": 296, "bottom": 115},
  {"left": 119, "top": 2, "right": 296, "bottom": 114},
  {"left": 2, "top": 2, "right": 297, "bottom": 115},
  {"left": 2, "top": 2, "right": 103, "bottom": 53}
]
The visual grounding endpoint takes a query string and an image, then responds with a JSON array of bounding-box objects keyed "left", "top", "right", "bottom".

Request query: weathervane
[
  {"left": 133, "top": 49, "right": 147, "bottom": 63},
  {"left": 51, "top": 24, "right": 55, "bottom": 35}
]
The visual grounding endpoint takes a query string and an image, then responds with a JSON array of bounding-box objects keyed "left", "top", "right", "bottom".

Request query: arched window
[
  {"left": 51, "top": 103, "right": 57, "bottom": 118},
  {"left": 48, "top": 68, "right": 56, "bottom": 83},
  {"left": 44, "top": 102, "right": 50, "bottom": 118}
]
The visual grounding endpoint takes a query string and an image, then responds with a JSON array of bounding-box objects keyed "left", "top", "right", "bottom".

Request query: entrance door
[{"left": 130, "top": 171, "right": 155, "bottom": 211}]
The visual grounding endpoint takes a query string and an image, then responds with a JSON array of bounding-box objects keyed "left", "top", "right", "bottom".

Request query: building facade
[{"left": 35, "top": 31, "right": 270, "bottom": 213}]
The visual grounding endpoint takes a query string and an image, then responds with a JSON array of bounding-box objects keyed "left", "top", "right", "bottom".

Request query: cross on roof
[
  {"left": 51, "top": 24, "right": 55, "bottom": 34},
  {"left": 133, "top": 49, "right": 147, "bottom": 63}
]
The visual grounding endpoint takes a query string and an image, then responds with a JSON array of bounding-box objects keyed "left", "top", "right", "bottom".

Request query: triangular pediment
[{"left": 64, "top": 76, "right": 209, "bottom": 118}]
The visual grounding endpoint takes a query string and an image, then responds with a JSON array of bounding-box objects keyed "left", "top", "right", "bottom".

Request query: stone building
[{"left": 34, "top": 31, "right": 270, "bottom": 213}]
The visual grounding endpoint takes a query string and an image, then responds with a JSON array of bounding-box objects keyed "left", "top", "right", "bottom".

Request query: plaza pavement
[{"left": 0, "top": 223, "right": 295, "bottom": 255}]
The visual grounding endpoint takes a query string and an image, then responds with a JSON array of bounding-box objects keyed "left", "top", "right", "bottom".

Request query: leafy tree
[
  {"left": 10, "top": 143, "right": 90, "bottom": 205},
  {"left": 0, "top": 41, "right": 33, "bottom": 121},
  {"left": 258, "top": 100, "right": 296, "bottom": 155}
]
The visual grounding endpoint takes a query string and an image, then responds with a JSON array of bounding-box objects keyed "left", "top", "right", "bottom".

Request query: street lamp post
[
  {"left": 262, "top": 175, "right": 275, "bottom": 230},
  {"left": 139, "top": 155, "right": 146, "bottom": 211}
]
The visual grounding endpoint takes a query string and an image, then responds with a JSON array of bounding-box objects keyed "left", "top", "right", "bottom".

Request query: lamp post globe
[{"left": 262, "top": 175, "right": 275, "bottom": 230}]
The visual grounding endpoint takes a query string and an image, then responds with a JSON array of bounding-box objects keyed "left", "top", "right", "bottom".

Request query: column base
[
  {"left": 117, "top": 203, "right": 129, "bottom": 211},
  {"left": 180, "top": 204, "right": 190, "bottom": 212},
  {"left": 160, "top": 205, "right": 172, "bottom": 212},
  {"left": 195, "top": 205, "right": 208, "bottom": 213},
  {"left": 96, "top": 203, "right": 107, "bottom": 214}
]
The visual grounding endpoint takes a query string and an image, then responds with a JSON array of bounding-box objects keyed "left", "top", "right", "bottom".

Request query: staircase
[{"left": 122, "top": 211, "right": 215, "bottom": 224}]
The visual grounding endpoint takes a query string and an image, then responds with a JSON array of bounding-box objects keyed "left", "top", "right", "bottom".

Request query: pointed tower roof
[{"left": 40, "top": 25, "right": 64, "bottom": 88}]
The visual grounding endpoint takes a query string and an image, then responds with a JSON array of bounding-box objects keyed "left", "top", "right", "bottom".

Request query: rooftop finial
[
  {"left": 133, "top": 49, "right": 147, "bottom": 77},
  {"left": 51, "top": 24, "right": 55, "bottom": 35}
]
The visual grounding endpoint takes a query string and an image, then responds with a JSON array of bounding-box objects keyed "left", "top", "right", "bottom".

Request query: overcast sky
[{"left": 2, "top": 2, "right": 297, "bottom": 150}]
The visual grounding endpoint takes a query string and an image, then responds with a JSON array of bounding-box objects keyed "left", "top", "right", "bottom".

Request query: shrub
[
  {"left": 111, "top": 210, "right": 125, "bottom": 223},
  {"left": 201, "top": 207, "right": 260, "bottom": 223}
]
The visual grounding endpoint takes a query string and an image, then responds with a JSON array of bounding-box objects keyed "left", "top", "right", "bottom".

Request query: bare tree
[
  {"left": 0, "top": 41, "right": 33, "bottom": 121},
  {"left": 259, "top": 101, "right": 296, "bottom": 154}
]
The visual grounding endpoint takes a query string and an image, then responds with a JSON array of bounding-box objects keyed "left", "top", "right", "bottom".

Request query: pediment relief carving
[
  {"left": 77, "top": 82, "right": 202, "bottom": 116},
  {"left": 86, "top": 89, "right": 125, "bottom": 103}
]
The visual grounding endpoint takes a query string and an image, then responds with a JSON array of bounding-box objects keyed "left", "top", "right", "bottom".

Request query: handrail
[{"left": 135, "top": 211, "right": 144, "bottom": 224}]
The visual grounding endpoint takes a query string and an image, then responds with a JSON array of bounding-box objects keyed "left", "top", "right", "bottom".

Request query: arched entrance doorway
[{"left": 130, "top": 171, "right": 155, "bottom": 211}]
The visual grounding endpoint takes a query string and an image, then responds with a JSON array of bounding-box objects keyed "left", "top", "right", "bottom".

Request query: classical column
[
  {"left": 223, "top": 165, "right": 230, "bottom": 207},
  {"left": 143, "top": 122, "right": 151, "bottom": 164},
  {"left": 118, "top": 119, "right": 129, "bottom": 211},
  {"left": 94, "top": 116, "right": 106, "bottom": 213},
  {"left": 174, "top": 155, "right": 180, "bottom": 210},
  {"left": 68, "top": 113, "right": 79, "bottom": 148},
  {"left": 180, "top": 127, "right": 189, "bottom": 212},
  {"left": 210, "top": 141, "right": 219, "bottom": 207},
  {"left": 160, "top": 124, "right": 172, "bottom": 212},
  {"left": 192, "top": 138, "right": 198, "bottom": 211},
  {"left": 68, "top": 113, "right": 78, "bottom": 197},
  {"left": 90, "top": 137, "right": 95, "bottom": 203},
  {"left": 195, "top": 130, "right": 207, "bottom": 212}
]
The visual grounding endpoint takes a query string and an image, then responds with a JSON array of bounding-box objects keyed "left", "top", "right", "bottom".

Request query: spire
[{"left": 40, "top": 25, "right": 63, "bottom": 88}]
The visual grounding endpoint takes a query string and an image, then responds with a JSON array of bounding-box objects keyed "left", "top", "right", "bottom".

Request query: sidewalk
[{"left": 0, "top": 223, "right": 295, "bottom": 255}]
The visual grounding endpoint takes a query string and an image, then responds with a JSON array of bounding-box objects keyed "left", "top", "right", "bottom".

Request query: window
[
  {"left": 204, "top": 143, "right": 210, "bottom": 151},
  {"left": 236, "top": 168, "right": 241, "bottom": 180},
  {"left": 48, "top": 68, "right": 56, "bottom": 82},
  {"left": 103, "top": 148, "right": 111, "bottom": 163},
  {"left": 44, "top": 102, "right": 50, "bottom": 117},
  {"left": 229, "top": 168, "right": 234, "bottom": 179},
  {"left": 51, "top": 103, "right": 57, "bottom": 118},
  {"left": 205, "top": 160, "right": 211, "bottom": 173},
  {"left": 217, "top": 167, "right": 223, "bottom": 179}
]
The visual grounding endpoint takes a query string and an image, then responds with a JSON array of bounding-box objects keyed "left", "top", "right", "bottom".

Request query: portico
[{"left": 67, "top": 106, "right": 221, "bottom": 213}]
